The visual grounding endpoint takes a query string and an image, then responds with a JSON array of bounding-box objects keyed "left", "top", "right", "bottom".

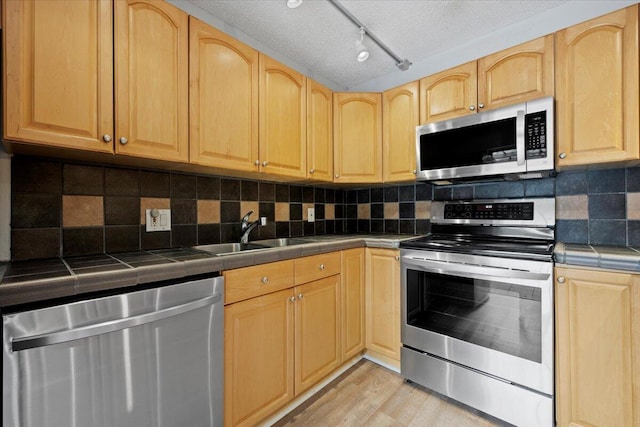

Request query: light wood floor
[{"left": 273, "top": 359, "right": 511, "bottom": 427}]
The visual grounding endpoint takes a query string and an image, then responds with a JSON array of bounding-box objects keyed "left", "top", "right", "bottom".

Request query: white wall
[{"left": 0, "top": 145, "right": 11, "bottom": 261}]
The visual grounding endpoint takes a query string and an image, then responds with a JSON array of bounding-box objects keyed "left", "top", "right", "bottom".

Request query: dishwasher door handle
[{"left": 11, "top": 292, "right": 222, "bottom": 352}]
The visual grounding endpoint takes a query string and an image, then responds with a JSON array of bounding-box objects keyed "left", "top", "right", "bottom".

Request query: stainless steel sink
[
  {"left": 193, "top": 242, "right": 270, "bottom": 256},
  {"left": 250, "top": 238, "right": 312, "bottom": 247}
]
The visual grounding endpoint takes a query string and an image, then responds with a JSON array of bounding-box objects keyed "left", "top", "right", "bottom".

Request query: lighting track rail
[{"left": 327, "top": 0, "right": 411, "bottom": 71}]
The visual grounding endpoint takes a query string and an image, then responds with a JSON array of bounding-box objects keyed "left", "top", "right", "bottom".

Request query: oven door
[{"left": 400, "top": 248, "right": 553, "bottom": 395}]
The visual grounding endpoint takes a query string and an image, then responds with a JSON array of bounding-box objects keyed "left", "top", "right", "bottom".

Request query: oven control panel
[{"left": 444, "top": 202, "right": 534, "bottom": 220}]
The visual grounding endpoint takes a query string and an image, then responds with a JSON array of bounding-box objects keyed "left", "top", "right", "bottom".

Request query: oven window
[{"left": 406, "top": 269, "right": 542, "bottom": 363}]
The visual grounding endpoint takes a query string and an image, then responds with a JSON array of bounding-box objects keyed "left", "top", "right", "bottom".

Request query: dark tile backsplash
[{"left": 9, "top": 155, "right": 640, "bottom": 260}]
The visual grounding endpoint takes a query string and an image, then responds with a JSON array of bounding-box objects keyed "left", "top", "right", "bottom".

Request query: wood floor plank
[{"left": 274, "top": 360, "right": 507, "bottom": 427}]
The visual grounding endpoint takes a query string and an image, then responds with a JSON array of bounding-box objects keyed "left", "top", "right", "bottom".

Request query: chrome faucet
[{"left": 240, "top": 210, "right": 266, "bottom": 243}]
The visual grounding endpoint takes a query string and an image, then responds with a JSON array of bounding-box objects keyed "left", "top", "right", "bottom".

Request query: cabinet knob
[
  {"left": 298, "top": 293, "right": 304, "bottom": 299},
  {"left": 478, "top": 103, "right": 485, "bottom": 109},
  {"left": 335, "top": 174, "right": 339, "bottom": 178},
  {"left": 261, "top": 276, "right": 269, "bottom": 284},
  {"left": 557, "top": 277, "right": 566, "bottom": 283},
  {"left": 412, "top": 169, "right": 417, "bottom": 174},
  {"left": 254, "top": 160, "right": 260, "bottom": 166},
  {"left": 119, "top": 137, "right": 128, "bottom": 145},
  {"left": 289, "top": 296, "right": 296, "bottom": 302},
  {"left": 262, "top": 161, "right": 269, "bottom": 167},
  {"left": 102, "top": 134, "right": 112, "bottom": 143},
  {"left": 469, "top": 105, "right": 476, "bottom": 111},
  {"left": 309, "top": 169, "right": 315, "bottom": 174},
  {"left": 395, "top": 255, "right": 400, "bottom": 261},
  {"left": 559, "top": 152, "right": 567, "bottom": 159},
  {"left": 319, "top": 264, "right": 325, "bottom": 270}
]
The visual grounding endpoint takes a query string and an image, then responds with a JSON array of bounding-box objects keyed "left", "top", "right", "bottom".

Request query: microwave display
[
  {"left": 419, "top": 117, "right": 517, "bottom": 170},
  {"left": 525, "top": 111, "right": 547, "bottom": 159}
]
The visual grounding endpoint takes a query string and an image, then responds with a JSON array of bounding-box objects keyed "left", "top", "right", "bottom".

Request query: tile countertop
[
  {"left": 0, "top": 234, "right": 421, "bottom": 308},
  {"left": 554, "top": 242, "right": 640, "bottom": 273}
]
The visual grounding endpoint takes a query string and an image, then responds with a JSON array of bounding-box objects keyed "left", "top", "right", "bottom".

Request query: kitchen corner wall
[{"left": 9, "top": 156, "right": 348, "bottom": 261}]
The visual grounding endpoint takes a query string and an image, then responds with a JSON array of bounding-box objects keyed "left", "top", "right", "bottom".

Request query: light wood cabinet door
[
  {"left": 224, "top": 288, "right": 295, "bottom": 427},
  {"left": 189, "top": 17, "right": 259, "bottom": 172},
  {"left": 333, "top": 92, "right": 383, "bottom": 183},
  {"left": 3, "top": 0, "right": 113, "bottom": 152},
  {"left": 259, "top": 54, "right": 306, "bottom": 178},
  {"left": 306, "top": 79, "right": 333, "bottom": 182},
  {"left": 383, "top": 81, "right": 419, "bottom": 182},
  {"left": 294, "top": 275, "right": 341, "bottom": 395},
  {"left": 478, "top": 35, "right": 554, "bottom": 111},
  {"left": 555, "top": 267, "right": 640, "bottom": 427},
  {"left": 114, "top": 0, "right": 189, "bottom": 162},
  {"left": 555, "top": 5, "right": 640, "bottom": 167},
  {"left": 365, "top": 248, "right": 401, "bottom": 367},
  {"left": 341, "top": 248, "right": 365, "bottom": 361},
  {"left": 419, "top": 61, "right": 477, "bottom": 124}
]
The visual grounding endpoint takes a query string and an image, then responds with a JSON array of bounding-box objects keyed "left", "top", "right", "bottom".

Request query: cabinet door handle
[
  {"left": 558, "top": 152, "right": 567, "bottom": 159},
  {"left": 469, "top": 105, "right": 476, "bottom": 111},
  {"left": 478, "top": 103, "right": 485, "bottom": 109},
  {"left": 319, "top": 264, "right": 325, "bottom": 270},
  {"left": 119, "top": 137, "right": 128, "bottom": 145},
  {"left": 412, "top": 169, "right": 417, "bottom": 174},
  {"left": 309, "top": 169, "right": 315, "bottom": 174},
  {"left": 297, "top": 293, "right": 303, "bottom": 299},
  {"left": 557, "top": 276, "right": 565, "bottom": 283},
  {"left": 335, "top": 174, "right": 339, "bottom": 178},
  {"left": 395, "top": 256, "right": 400, "bottom": 261},
  {"left": 102, "top": 134, "right": 112, "bottom": 143},
  {"left": 262, "top": 161, "right": 269, "bottom": 167},
  {"left": 254, "top": 160, "right": 260, "bottom": 166},
  {"left": 261, "top": 276, "right": 269, "bottom": 284},
  {"left": 289, "top": 296, "right": 296, "bottom": 302}
]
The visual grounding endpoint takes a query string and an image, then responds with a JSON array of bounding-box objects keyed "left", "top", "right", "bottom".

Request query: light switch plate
[
  {"left": 307, "top": 207, "right": 315, "bottom": 223},
  {"left": 146, "top": 209, "right": 171, "bottom": 232}
]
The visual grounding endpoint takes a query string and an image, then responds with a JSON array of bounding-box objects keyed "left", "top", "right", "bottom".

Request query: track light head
[
  {"left": 356, "top": 27, "right": 369, "bottom": 62},
  {"left": 286, "top": 0, "right": 302, "bottom": 9}
]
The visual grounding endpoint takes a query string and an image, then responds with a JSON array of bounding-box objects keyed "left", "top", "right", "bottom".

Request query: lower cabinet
[
  {"left": 341, "top": 248, "right": 366, "bottom": 361},
  {"left": 555, "top": 267, "right": 640, "bottom": 427},
  {"left": 365, "top": 248, "right": 401, "bottom": 367},
  {"left": 223, "top": 253, "right": 342, "bottom": 427}
]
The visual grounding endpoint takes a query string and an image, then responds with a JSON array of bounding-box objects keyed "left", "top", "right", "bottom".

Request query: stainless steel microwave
[{"left": 415, "top": 97, "right": 554, "bottom": 183}]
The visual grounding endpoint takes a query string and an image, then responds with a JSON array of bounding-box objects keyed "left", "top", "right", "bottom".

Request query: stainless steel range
[{"left": 400, "top": 197, "right": 555, "bottom": 427}]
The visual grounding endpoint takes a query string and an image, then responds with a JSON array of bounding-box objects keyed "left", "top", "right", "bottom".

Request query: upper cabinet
[
  {"left": 3, "top": 0, "right": 189, "bottom": 162},
  {"left": 114, "top": 0, "right": 189, "bottom": 162},
  {"left": 189, "top": 17, "right": 259, "bottom": 172},
  {"left": 419, "top": 35, "right": 554, "bottom": 124},
  {"left": 383, "top": 81, "right": 419, "bottom": 182},
  {"left": 420, "top": 61, "right": 477, "bottom": 124},
  {"left": 555, "top": 5, "right": 640, "bottom": 167},
  {"left": 333, "top": 92, "right": 382, "bottom": 184},
  {"left": 259, "top": 54, "right": 307, "bottom": 179},
  {"left": 306, "top": 79, "right": 334, "bottom": 182},
  {"left": 478, "top": 35, "right": 554, "bottom": 111},
  {"left": 3, "top": 0, "right": 114, "bottom": 153}
]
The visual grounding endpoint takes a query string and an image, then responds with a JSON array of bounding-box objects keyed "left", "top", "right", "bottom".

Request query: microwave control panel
[
  {"left": 444, "top": 202, "right": 534, "bottom": 220},
  {"left": 525, "top": 111, "right": 546, "bottom": 159}
]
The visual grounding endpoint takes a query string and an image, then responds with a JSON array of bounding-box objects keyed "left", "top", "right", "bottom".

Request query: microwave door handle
[
  {"left": 516, "top": 109, "right": 525, "bottom": 166},
  {"left": 404, "top": 258, "right": 549, "bottom": 281}
]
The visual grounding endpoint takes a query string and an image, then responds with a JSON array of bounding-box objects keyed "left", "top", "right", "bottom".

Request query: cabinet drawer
[
  {"left": 224, "top": 260, "right": 295, "bottom": 304},
  {"left": 294, "top": 252, "right": 340, "bottom": 285}
]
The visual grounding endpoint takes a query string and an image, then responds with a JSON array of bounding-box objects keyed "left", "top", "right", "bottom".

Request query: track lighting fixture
[
  {"left": 355, "top": 27, "right": 369, "bottom": 62},
  {"left": 286, "top": 0, "right": 302, "bottom": 9}
]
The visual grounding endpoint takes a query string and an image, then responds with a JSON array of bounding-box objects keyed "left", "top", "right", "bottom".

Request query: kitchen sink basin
[
  {"left": 193, "top": 242, "right": 270, "bottom": 256},
  {"left": 250, "top": 238, "right": 312, "bottom": 247}
]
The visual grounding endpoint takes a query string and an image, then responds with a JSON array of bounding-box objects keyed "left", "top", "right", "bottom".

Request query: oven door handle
[{"left": 404, "top": 258, "right": 550, "bottom": 281}]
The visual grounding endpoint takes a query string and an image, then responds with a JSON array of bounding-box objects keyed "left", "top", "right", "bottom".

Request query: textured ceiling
[{"left": 182, "top": 0, "right": 628, "bottom": 90}]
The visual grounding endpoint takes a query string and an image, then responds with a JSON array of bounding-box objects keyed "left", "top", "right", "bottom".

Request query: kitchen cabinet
[
  {"left": 223, "top": 253, "right": 342, "bottom": 426},
  {"left": 3, "top": 0, "right": 114, "bottom": 153},
  {"left": 419, "top": 35, "right": 553, "bottom": 124},
  {"left": 555, "top": 267, "right": 640, "bottom": 427},
  {"left": 333, "top": 92, "right": 383, "bottom": 183},
  {"left": 189, "top": 17, "right": 259, "bottom": 172},
  {"left": 115, "top": 0, "right": 189, "bottom": 162},
  {"left": 341, "top": 248, "right": 365, "bottom": 361},
  {"left": 306, "top": 79, "right": 333, "bottom": 182},
  {"left": 382, "top": 81, "right": 419, "bottom": 182},
  {"left": 224, "top": 288, "right": 295, "bottom": 427},
  {"left": 259, "top": 54, "right": 307, "bottom": 178},
  {"left": 555, "top": 5, "right": 640, "bottom": 167},
  {"left": 3, "top": 0, "right": 189, "bottom": 162},
  {"left": 365, "top": 248, "right": 401, "bottom": 367}
]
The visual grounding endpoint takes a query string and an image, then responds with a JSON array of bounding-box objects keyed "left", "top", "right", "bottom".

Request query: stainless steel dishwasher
[{"left": 2, "top": 275, "right": 223, "bottom": 427}]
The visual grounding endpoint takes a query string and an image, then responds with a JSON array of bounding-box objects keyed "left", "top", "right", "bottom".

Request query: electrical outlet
[
  {"left": 307, "top": 207, "right": 315, "bottom": 223},
  {"left": 146, "top": 208, "right": 171, "bottom": 232}
]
